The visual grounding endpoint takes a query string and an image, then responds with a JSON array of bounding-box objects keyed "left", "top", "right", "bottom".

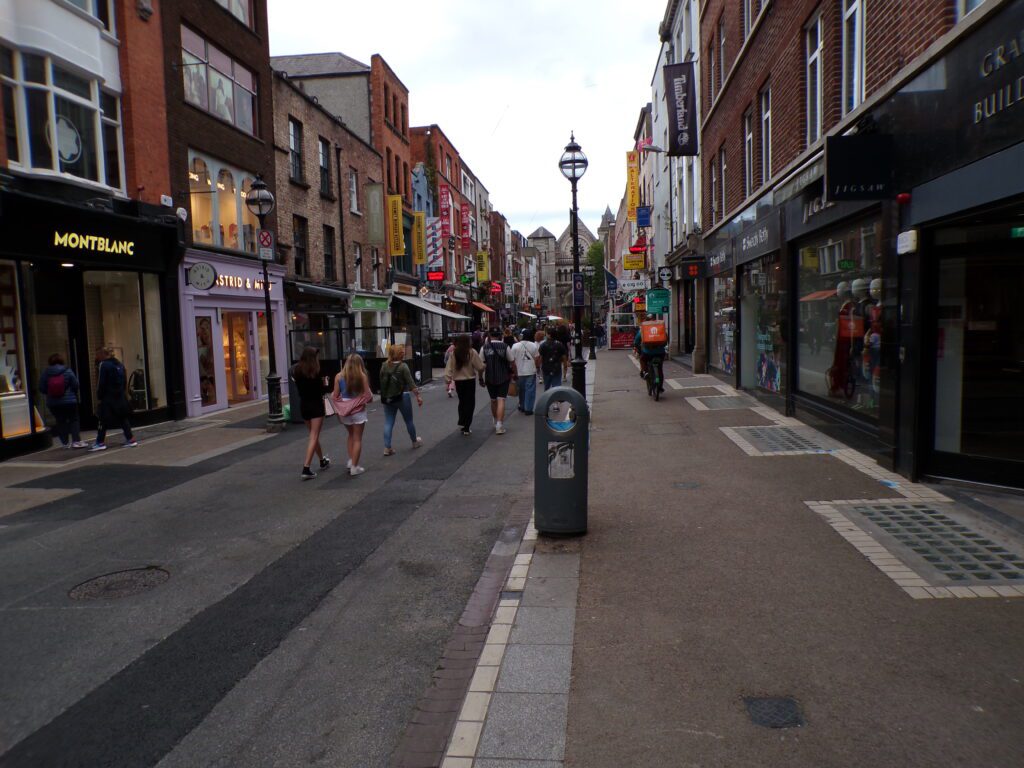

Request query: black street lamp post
[
  {"left": 244, "top": 175, "right": 285, "bottom": 431},
  {"left": 582, "top": 264, "right": 597, "bottom": 360},
  {"left": 558, "top": 133, "right": 588, "bottom": 396}
]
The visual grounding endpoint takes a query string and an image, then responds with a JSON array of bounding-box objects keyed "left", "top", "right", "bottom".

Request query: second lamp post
[{"left": 558, "top": 133, "right": 588, "bottom": 396}]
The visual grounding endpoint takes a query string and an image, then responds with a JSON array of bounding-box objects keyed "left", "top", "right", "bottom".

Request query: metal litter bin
[{"left": 534, "top": 386, "right": 589, "bottom": 535}]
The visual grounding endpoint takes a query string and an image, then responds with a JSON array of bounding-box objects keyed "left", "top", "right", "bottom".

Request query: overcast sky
[{"left": 267, "top": 0, "right": 664, "bottom": 241}]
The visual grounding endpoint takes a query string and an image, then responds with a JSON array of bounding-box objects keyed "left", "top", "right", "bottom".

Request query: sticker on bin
[{"left": 548, "top": 441, "right": 574, "bottom": 479}]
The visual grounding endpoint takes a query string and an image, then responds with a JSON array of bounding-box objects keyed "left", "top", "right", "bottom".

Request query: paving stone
[
  {"left": 476, "top": 693, "right": 567, "bottom": 761},
  {"left": 497, "top": 644, "right": 572, "bottom": 694},
  {"left": 521, "top": 575, "right": 579, "bottom": 608},
  {"left": 526, "top": 553, "right": 579, "bottom": 578},
  {"left": 509, "top": 607, "right": 575, "bottom": 645},
  {"left": 475, "top": 761, "right": 563, "bottom": 768}
]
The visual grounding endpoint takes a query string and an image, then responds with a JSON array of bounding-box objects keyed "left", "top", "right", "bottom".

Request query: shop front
[
  {"left": 180, "top": 251, "right": 286, "bottom": 418},
  {"left": 734, "top": 214, "right": 785, "bottom": 399},
  {"left": 391, "top": 283, "right": 469, "bottom": 383},
  {"left": 705, "top": 238, "right": 736, "bottom": 378},
  {"left": 0, "top": 191, "right": 184, "bottom": 458},
  {"left": 670, "top": 257, "right": 702, "bottom": 358},
  {"left": 846, "top": 0, "right": 1024, "bottom": 488}
]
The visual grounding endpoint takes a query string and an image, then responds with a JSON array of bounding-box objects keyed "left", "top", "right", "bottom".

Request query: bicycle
[{"left": 646, "top": 355, "right": 664, "bottom": 401}]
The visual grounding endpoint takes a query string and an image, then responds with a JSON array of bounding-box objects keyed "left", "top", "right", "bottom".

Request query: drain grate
[
  {"left": 743, "top": 696, "right": 804, "bottom": 728},
  {"left": 695, "top": 396, "right": 757, "bottom": 410},
  {"left": 672, "top": 481, "right": 700, "bottom": 490},
  {"left": 844, "top": 502, "right": 1024, "bottom": 584},
  {"left": 731, "top": 426, "right": 839, "bottom": 453},
  {"left": 68, "top": 567, "right": 169, "bottom": 600}
]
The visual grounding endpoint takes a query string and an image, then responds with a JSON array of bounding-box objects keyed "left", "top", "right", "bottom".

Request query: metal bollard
[{"left": 534, "top": 386, "right": 589, "bottom": 535}]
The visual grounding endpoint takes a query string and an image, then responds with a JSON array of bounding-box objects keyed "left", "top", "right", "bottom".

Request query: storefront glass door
[
  {"left": 931, "top": 251, "right": 1024, "bottom": 478},
  {"left": 222, "top": 311, "right": 254, "bottom": 403},
  {"left": 195, "top": 314, "right": 218, "bottom": 407}
]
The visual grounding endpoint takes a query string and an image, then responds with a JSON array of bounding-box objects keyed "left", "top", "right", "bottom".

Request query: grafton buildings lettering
[{"left": 974, "top": 30, "right": 1024, "bottom": 124}]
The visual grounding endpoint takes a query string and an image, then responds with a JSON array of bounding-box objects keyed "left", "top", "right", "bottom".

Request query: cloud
[{"left": 268, "top": 0, "right": 662, "bottom": 238}]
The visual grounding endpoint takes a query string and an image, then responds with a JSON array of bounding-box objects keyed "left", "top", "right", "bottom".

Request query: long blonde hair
[{"left": 341, "top": 353, "right": 366, "bottom": 395}]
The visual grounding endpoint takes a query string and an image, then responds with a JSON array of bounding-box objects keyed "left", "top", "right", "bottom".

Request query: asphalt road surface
[{"left": 0, "top": 381, "right": 534, "bottom": 767}]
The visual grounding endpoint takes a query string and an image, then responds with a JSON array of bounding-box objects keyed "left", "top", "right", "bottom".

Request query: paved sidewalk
[{"left": 440, "top": 352, "right": 1024, "bottom": 767}]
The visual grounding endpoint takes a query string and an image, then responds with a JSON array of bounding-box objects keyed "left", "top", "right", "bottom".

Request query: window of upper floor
[
  {"left": 65, "top": 0, "right": 114, "bottom": 33},
  {"left": 1, "top": 46, "right": 123, "bottom": 191},
  {"left": 957, "top": 0, "right": 986, "bottom": 21},
  {"left": 181, "top": 25, "right": 256, "bottom": 136},
  {"left": 348, "top": 168, "right": 360, "bottom": 213},
  {"left": 842, "top": 0, "right": 865, "bottom": 116},
  {"left": 318, "top": 137, "right": 330, "bottom": 196},
  {"left": 805, "top": 12, "right": 823, "bottom": 146},
  {"left": 288, "top": 117, "right": 304, "bottom": 182},
  {"left": 187, "top": 149, "right": 260, "bottom": 254},
  {"left": 213, "top": 0, "right": 254, "bottom": 29}
]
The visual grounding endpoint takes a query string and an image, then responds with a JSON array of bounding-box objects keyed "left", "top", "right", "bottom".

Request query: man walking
[
  {"left": 91, "top": 347, "right": 137, "bottom": 451},
  {"left": 479, "top": 327, "right": 514, "bottom": 435},
  {"left": 511, "top": 329, "right": 541, "bottom": 415},
  {"left": 538, "top": 326, "right": 568, "bottom": 390}
]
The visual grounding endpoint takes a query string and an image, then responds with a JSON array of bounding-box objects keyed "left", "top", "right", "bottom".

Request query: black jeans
[
  {"left": 97, "top": 397, "right": 133, "bottom": 444},
  {"left": 455, "top": 379, "right": 476, "bottom": 430},
  {"left": 49, "top": 402, "right": 81, "bottom": 445}
]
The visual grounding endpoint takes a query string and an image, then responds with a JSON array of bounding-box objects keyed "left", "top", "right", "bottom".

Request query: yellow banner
[
  {"left": 412, "top": 212, "right": 426, "bottom": 265},
  {"left": 387, "top": 195, "right": 405, "bottom": 257},
  {"left": 626, "top": 151, "right": 639, "bottom": 222},
  {"left": 475, "top": 251, "right": 490, "bottom": 282},
  {"left": 623, "top": 253, "right": 645, "bottom": 271}
]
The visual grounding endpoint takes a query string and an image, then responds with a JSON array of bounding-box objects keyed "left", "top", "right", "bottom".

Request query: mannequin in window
[
  {"left": 861, "top": 277, "right": 883, "bottom": 407},
  {"left": 828, "top": 280, "right": 863, "bottom": 399}
]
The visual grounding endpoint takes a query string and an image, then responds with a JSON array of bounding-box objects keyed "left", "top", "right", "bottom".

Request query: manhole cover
[
  {"left": 842, "top": 501, "right": 1024, "bottom": 585},
  {"left": 694, "top": 395, "right": 757, "bottom": 410},
  {"left": 673, "top": 481, "right": 700, "bottom": 490},
  {"left": 743, "top": 696, "right": 804, "bottom": 728},
  {"left": 731, "top": 426, "right": 840, "bottom": 453},
  {"left": 642, "top": 423, "right": 694, "bottom": 436},
  {"left": 68, "top": 567, "right": 169, "bottom": 600}
]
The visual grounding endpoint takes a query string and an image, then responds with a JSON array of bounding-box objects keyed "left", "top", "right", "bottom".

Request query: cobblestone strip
[{"left": 392, "top": 510, "right": 532, "bottom": 768}]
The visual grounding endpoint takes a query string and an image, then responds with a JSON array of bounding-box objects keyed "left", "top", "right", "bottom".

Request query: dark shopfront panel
[
  {"left": 0, "top": 192, "right": 184, "bottom": 456},
  {"left": 920, "top": 201, "right": 1024, "bottom": 489}
]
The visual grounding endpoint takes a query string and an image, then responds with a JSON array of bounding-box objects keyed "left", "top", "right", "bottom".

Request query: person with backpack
[
  {"left": 444, "top": 334, "right": 485, "bottom": 436},
  {"left": 379, "top": 343, "right": 423, "bottom": 457},
  {"left": 479, "top": 327, "right": 515, "bottom": 435},
  {"left": 38, "top": 353, "right": 87, "bottom": 449},
  {"left": 511, "top": 329, "right": 541, "bottom": 415},
  {"left": 90, "top": 347, "right": 136, "bottom": 451},
  {"left": 538, "top": 326, "right": 568, "bottom": 391}
]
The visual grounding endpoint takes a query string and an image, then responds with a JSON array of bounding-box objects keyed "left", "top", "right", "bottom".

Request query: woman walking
[
  {"left": 38, "top": 353, "right": 87, "bottom": 449},
  {"left": 333, "top": 353, "right": 372, "bottom": 476},
  {"left": 444, "top": 334, "right": 484, "bottom": 435},
  {"left": 379, "top": 344, "right": 423, "bottom": 456},
  {"left": 291, "top": 346, "right": 330, "bottom": 480}
]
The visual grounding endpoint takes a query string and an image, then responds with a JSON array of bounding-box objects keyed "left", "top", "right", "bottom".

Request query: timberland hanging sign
[
  {"left": 663, "top": 62, "right": 698, "bottom": 156},
  {"left": 54, "top": 231, "right": 135, "bottom": 255}
]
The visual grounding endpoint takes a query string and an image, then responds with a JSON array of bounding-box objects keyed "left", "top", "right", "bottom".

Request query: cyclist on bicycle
[{"left": 633, "top": 312, "right": 668, "bottom": 383}]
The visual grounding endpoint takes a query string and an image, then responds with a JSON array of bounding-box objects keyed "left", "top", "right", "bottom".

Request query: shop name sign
[
  {"left": 974, "top": 30, "right": 1024, "bottom": 124},
  {"left": 54, "top": 231, "right": 134, "bottom": 255},
  {"left": 216, "top": 274, "right": 266, "bottom": 291},
  {"left": 737, "top": 214, "right": 780, "bottom": 264}
]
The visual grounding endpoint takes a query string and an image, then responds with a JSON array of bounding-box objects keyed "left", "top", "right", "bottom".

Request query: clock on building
[{"left": 187, "top": 262, "right": 217, "bottom": 290}]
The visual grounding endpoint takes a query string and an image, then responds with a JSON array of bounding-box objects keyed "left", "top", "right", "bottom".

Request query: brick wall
[
  {"left": 700, "top": 0, "right": 955, "bottom": 232},
  {"left": 115, "top": 0, "right": 170, "bottom": 204},
  {"left": 410, "top": 124, "right": 468, "bottom": 280},
  {"left": 370, "top": 55, "right": 412, "bottom": 276},
  {"left": 272, "top": 74, "right": 383, "bottom": 288},
  {"left": 163, "top": 0, "right": 277, "bottom": 238}
]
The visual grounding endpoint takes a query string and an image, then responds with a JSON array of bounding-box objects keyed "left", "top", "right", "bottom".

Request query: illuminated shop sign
[{"left": 54, "top": 231, "right": 135, "bottom": 255}]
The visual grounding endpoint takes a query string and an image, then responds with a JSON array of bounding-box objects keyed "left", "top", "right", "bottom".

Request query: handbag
[
  {"left": 323, "top": 395, "right": 335, "bottom": 417},
  {"left": 508, "top": 379, "right": 518, "bottom": 397}
]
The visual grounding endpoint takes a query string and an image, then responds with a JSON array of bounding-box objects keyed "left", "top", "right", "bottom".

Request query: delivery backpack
[
  {"left": 641, "top": 320, "right": 668, "bottom": 345},
  {"left": 46, "top": 371, "right": 67, "bottom": 399}
]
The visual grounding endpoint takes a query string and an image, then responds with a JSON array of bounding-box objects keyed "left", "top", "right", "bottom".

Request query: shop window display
[
  {"left": 796, "top": 216, "right": 882, "bottom": 416},
  {"left": 188, "top": 151, "right": 257, "bottom": 253},
  {"left": 740, "top": 254, "right": 785, "bottom": 393},
  {"left": 711, "top": 276, "right": 736, "bottom": 374},
  {"left": 0, "top": 261, "right": 36, "bottom": 439},
  {"left": 217, "top": 169, "right": 239, "bottom": 249},
  {"left": 189, "top": 157, "right": 213, "bottom": 244}
]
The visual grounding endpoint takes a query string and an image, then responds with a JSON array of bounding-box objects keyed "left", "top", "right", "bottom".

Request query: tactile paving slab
[
  {"left": 729, "top": 425, "right": 842, "bottom": 453},
  {"left": 844, "top": 501, "right": 1024, "bottom": 584},
  {"left": 694, "top": 395, "right": 758, "bottom": 410}
]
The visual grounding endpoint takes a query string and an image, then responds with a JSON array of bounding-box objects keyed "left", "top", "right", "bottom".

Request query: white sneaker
[
  {"left": 89, "top": 443, "right": 107, "bottom": 452},
  {"left": 349, "top": 465, "right": 365, "bottom": 476},
  {"left": 346, "top": 458, "right": 352, "bottom": 469},
  {"left": 412, "top": 437, "right": 423, "bottom": 449},
  {"left": 495, "top": 424, "right": 506, "bottom": 435},
  {"left": 71, "top": 441, "right": 88, "bottom": 449}
]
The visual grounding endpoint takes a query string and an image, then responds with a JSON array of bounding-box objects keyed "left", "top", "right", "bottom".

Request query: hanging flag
[
  {"left": 365, "top": 183, "right": 384, "bottom": 245},
  {"left": 461, "top": 201, "right": 471, "bottom": 254},
  {"left": 475, "top": 251, "right": 489, "bottom": 282},
  {"left": 664, "top": 62, "right": 698, "bottom": 156},
  {"left": 426, "top": 216, "right": 444, "bottom": 269},
  {"left": 438, "top": 184, "right": 451, "bottom": 238},
  {"left": 626, "top": 151, "right": 639, "bottom": 222},
  {"left": 412, "top": 211, "right": 426, "bottom": 265},
  {"left": 387, "top": 195, "right": 405, "bottom": 257}
]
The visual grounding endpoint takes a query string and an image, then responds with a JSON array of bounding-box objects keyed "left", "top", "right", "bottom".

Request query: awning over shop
[
  {"left": 392, "top": 292, "right": 469, "bottom": 321},
  {"left": 799, "top": 289, "right": 837, "bottom": 302},
  {"left": 518, "top": 311, "right": 537, "bottom": 318},
  {"left": 288, "top": 281, "right": 351, "bottom": 302},
  {"left": 471, "top": 301, "right": 495, "bottom": 313}
]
